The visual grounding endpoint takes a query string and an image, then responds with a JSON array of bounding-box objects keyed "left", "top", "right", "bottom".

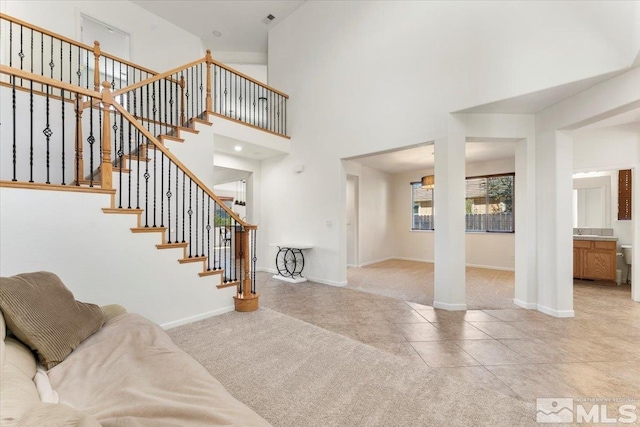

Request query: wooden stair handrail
[
  {"left": 0, "top": 65, "right": 101, "bottom": 99},
  {"left": 110, "top": 100, "right": 252, "bottom": 228},
  {"left": 1, "top": 13, "right": 165, "bottom": 78},
  {"left": 112, "top": 58, "right": 207, "bottom": 98},
  {"left": 208, "top": 56, "right": 289, "bottom": 99},
  {"left": 0, "top": 13, "right": 93, "bottom": 52}
]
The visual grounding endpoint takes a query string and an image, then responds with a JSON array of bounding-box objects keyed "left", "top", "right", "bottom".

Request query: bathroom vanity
[{"left": 573, "top": 236, "right": 618, "bottom": 283}]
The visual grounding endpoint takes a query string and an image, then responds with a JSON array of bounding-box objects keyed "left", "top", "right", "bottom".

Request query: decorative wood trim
[
  {"left": 100, "top": 82, "right": 113, "bottom": 189},
  {"left": 156, "top": 242, "right": 189, "bottom": 250},
  {"left": 102, "top": 208, "right": 143, "bottom": 214},
  {"left": 209, "top": 56, "right": 289, "bottom": 98},
  {"left": 217, "top": 280, "right": 239, "bottom": 289},
  {"left": 131, "top": 227, "right": 167, "bottom": 233},
  {"left": 110, "top": 101, "right": 252, "bottom": 227},
  {"left": 160, "top": 135, "right": 184, "bottom": 144},
  {"left": 0, "top": 181, "right": 116, "bottom": 195},
  {"left": 0, "top": 65, "right": 101, "bottom": 99},
  {"left": 176, "top": 126, "right": 199, "bottom": 135},
  {"left": 233, "top": 293, "right": 259, "bottom": 312},
  {"left": 178, "top": 257, "right": 207, "bottom": 264},
  {"left": 200, "top": 270, "right": 223, "bottom": 278},
  {"left": 190, "top": 117, "right": 213, "bottom": 127},
  {"left": 207, "top": 111, "right": 291, "bottom": 139}
]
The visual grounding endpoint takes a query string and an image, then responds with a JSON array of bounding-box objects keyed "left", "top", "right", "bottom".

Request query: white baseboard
[
  {"left": 161, "top": 306, "right": 235, "bottom": 330},
  {"left": 306, "top": 275, "right": 348, "bottom": 287},
  {"left": 259, "top": 267, "right": 347, "bottom": 287},
  {"left": 513, "top": 299, "right": 537, "bottom": 310},
  {"left": 465, "top": 263, "right": 515, "bottom": 272},
  {"left": 358, "top": 257, "right": 394, "bottom": 267},
  {"left": 433, "top": 301, "right": 467, "bottom": 311},
  {"left": 347, "top": 264, "right": 358, "bottom": 268},
  {"left": 394, "top": 257, "right": 434, "bottom": 264},
  {"left": 536, "top": 305, "right": 575, "bottom": 318}
]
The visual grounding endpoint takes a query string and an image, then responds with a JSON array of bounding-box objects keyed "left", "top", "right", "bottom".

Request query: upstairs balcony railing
[{"left": 0, "top": 13, "right": 289, "bottom": 138}]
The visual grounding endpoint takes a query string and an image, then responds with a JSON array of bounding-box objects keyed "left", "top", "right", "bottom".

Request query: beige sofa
[{"left": 0, "top": 290, "right": 271, "bottom": 426}]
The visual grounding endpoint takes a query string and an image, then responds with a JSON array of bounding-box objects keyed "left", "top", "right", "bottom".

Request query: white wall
[
  {"left": 0, "top": 188, "right": 236, "bottom": 328},
  {"left": 391, "top": 157, "right": 516, "bottom": 270},
  {"left": 265, "top": 1, "right": 637, "bottom": 286},
  {"left": 3, "top": 1, "right": 205, "bottom": 72}
]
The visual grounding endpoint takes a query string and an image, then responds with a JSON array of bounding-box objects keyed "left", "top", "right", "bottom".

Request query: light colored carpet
[
  {"left": 347, "top": 259, "right": 516, "bottom": 309},
  {"left": 168, "top": 308, "right": 538, "bottom": 427}
]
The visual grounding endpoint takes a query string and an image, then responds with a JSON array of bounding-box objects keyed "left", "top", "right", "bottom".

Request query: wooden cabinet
[{"left": 573, "top": 240, "right": 617, "bottom": 282}]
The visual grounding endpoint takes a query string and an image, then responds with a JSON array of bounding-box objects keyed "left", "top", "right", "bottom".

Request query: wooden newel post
[
  {"left": 233, "top": 226, "right": 259, "bottom": 312},
  {"left": 92, "top": 41, "right": 101, "bottom": 92},
  {"left": 100, "top": 81, "right": 113, "bottom": 189},
  {"left": 205, "top": 50, "right": 213, "bottom": 113},
  {"left": 74, "top": 93, "right": 84, "bottom": 185}
]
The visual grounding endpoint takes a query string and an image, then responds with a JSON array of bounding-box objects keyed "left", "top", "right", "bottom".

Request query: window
[
  {"left": 411, "top": 182, "right": 434, "bottom": 230},
  {"left": 466, "top": 174, "right": 514, "bottom": 232},
  {"left": 410, "top": 173, "right": 514, "bottom": 233}
]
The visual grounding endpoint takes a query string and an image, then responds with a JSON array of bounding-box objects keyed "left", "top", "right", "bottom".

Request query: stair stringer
[
  {"left": 0, "top": 186, "right": 236, "bottom": 328},
  {"left": 107, "top": 115, "right": 240, "bottom": 287}
]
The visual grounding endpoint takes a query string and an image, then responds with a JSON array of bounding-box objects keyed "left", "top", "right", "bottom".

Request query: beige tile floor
[{"left": 258, "top": 272, "right": 640, "bottom": 409}]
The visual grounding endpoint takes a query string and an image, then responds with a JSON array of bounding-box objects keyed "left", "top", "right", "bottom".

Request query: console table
[{"left": 270, "top": 244, "right": 313, "bottom": 283}]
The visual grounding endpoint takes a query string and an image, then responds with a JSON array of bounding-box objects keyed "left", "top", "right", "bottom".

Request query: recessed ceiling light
[
  {"left": 212, "top": 30, "right": 222, "bottom": 37},
  {"left": 234, "top": 146, "right": 242, "bottom": 152}
]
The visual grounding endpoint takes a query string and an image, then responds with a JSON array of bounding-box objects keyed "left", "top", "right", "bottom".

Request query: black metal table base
[{"left": 274, "top": 246, "right": 306, "bottom": 281}]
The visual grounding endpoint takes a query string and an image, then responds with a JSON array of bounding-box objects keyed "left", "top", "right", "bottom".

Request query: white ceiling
[
  {"left": 575, "top": 107, "right": 640, "bottom": 132},
  {"left": 348, "top": 141, "right": 516, "bottom": 174},
  {"left": 132, "top": 1, "right": 306, "bottom": 56},
  {"left": 214, "top": 134, "right": 285, "bottom": 161}
]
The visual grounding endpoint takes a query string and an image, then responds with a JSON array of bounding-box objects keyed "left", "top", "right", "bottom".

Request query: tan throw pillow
[{"left": 0, "top": 272, "right": 105, "bottom": 369}]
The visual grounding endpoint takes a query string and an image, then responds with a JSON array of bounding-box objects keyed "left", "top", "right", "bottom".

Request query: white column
[
  {"left": 433, "top": 117, "right": 466, "bottom": 310},
  {"left": 514, "top": 137, "right": 538, "bottom": 308},
  {"left": 535, "top": 130, "right": 574, "bottom": 317}
]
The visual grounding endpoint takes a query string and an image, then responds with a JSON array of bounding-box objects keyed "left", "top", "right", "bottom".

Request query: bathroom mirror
[{"left": 572, "top": 175, "right": 611, "bottom": 228}]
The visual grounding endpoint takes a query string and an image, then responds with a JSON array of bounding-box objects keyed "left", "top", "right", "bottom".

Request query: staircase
[{"left": 0, "top": 13, "right": 288, "bottom": 314}]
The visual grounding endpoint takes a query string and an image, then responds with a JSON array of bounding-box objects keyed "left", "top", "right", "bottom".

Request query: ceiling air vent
[{"left": 262, "top": 14, "right": 276, "bottom": 25}]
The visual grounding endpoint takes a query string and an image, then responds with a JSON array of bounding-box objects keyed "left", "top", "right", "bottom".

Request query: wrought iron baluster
[
  {"left": 195, "top": 186, "right": 199, "bottom": 257},
  {"left": 44, "top": 81, "right": 51, "bottom": 184},
  {"left": 213, "top": 202, "right": 221, "bottom": 270},
  {"left": 88, "top": 97, "right": 95, "bottom": 186},
  {"left": 11, "top": 66, "right": 17, "bottom": 182},
  {"left": 188, "top": 178, "right": 193, "bottom": 257},
  {"left": 127, "top": 122, "right": 132, "bottom": 208},
  {"left": 206, "top": 198, "right": 212, "bottom": 270},
  {"left": 144, "top": 136, "right": 150, "bottom": 227},
  {"left": 118, "top": 110, "right": 124, "bottom": 208},
  {"left": 232, "top": 218, "right": 238, "bottom": 282},
  {"left": 160, "top": 152, "right": 164, "bottom": 227},
  {"left": 201, "top": 190, "right": 205, "bottom": 257},
  {"left": 238, "top": 224, "right": 244, "bottom": 294},
  {"left": 152, "top": 81, "right": 157, "bottom": 227},
  {"left": 167, "top": 159, "right": 172, "bottom": 243},
  {"left": 182, "top": 170, "right": 185, "bottom": 242},
  {"left": 29, "top": 78, "right": 33, "bottom": 183},
  {"left": 251, "top": 228, "right": 257, "bottom": 294},
  {"left": 175, "top": 163, "right": 179, "bottom": 242},
  {"left": 152, "top": 133, "right": 157, "bottom": 227}
]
